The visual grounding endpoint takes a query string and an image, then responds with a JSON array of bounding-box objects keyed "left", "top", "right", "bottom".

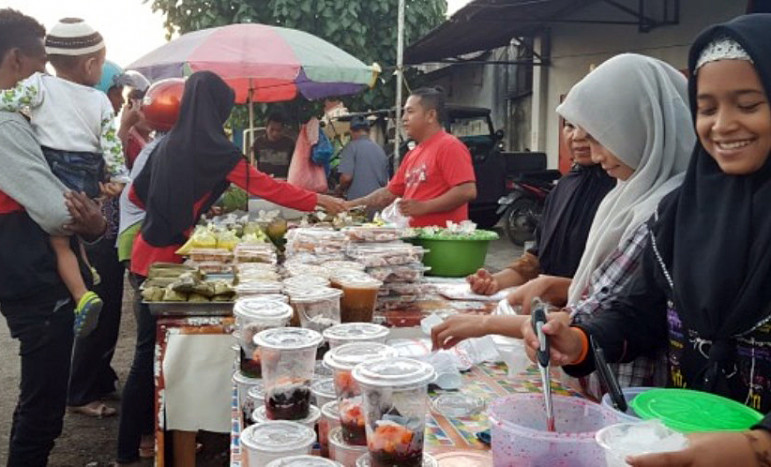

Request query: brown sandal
[{"left": 68, "top": 401, "right": 118, "bottom": 418}]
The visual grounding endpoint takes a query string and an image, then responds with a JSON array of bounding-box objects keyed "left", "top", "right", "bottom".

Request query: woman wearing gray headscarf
[{"left": 432, "top": 55, "right": 692, "bottom": 396}]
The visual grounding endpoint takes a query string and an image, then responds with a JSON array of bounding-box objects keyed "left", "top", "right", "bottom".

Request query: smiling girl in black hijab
[{"left": 521, "top": 14, "right": 771, "bottom": 466}]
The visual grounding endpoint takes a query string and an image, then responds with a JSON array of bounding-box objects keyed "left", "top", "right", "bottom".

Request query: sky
[{"left": 1, "top": 0, "right": 473, "bottom": 68}]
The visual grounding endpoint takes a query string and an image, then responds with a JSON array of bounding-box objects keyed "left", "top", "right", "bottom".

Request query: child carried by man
[{"left": 0, "top": 18, "right": 130, "bottom": 337}]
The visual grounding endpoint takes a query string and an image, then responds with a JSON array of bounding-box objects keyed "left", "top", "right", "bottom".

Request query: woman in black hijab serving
[
  {"left": 115, "top": 71, "right": 344, "bottom": 465},
  {"left": 522, "top": 14, "right": 771, "bottom": 466},
  {"left": 468, "top": 122, "right": 614, "bottom": 294}
]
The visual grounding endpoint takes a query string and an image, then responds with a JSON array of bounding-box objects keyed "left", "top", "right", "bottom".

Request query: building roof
[{"left": 405, "top": 0, "right": 680, "bottom": 64}]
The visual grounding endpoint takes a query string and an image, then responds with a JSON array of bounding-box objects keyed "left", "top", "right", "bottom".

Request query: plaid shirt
[{"left": 568, "top": 223, "right": 668, "bottom": 399}]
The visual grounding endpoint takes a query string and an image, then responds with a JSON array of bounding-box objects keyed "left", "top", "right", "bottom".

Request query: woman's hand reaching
[{"left": 317, "top": 194, "right": 347, "bottom": 215}]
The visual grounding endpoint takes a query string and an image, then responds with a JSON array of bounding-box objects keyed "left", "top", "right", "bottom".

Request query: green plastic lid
[{"left": 630, "top": 388, "right": 763, "bottom": 432}]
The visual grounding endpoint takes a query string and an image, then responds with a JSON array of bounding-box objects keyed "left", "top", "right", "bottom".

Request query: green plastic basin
[{"left": 410, "top": 237, "right": 494, "bottom": 277}]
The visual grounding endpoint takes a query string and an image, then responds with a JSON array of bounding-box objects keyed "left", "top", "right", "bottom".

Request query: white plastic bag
[{"left": 380, "top": 198, "right": 411, "bottom": 228}]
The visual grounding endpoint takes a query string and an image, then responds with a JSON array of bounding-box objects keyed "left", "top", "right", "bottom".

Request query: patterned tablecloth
[{"left": 229, "top": 363, "right": 580, "bottom": 466}]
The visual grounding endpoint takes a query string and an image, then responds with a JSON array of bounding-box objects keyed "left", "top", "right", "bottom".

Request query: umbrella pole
[
  {"left": 248, "top": 86, "right": 255, "bottom": 166},
  {"left": 394, "top": 0, "right": 405, "bottom": 170}
]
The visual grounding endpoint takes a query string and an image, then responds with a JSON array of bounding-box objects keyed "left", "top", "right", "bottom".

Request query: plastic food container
[
  {"left": 284, "top": 262, "right": 333, "bottom": 279},
  {"left": 320, "top": 400, "right": 341, "bottom": 458},
  {"left": 188, "top": 248, "right": 233, "bottom": 263},
  {"left": 282, "top": 275, "right": 330, "bottom": 292},
  {"left": 312, "top": 377, "right": 337, "bottom": 409},
  {"left": 600, "top": 387, "right": 651, "bottom": 423},
  {"left": 286, "top": 228, "right": 349, "bottom": 255},
  {"left": 596, "top": 421, "right": 689, "bottom": 467},
  {"left": 324, "top": 343, "right": 398, "bottom": 446},
  {"left": 367, "top": 264, "right": 429, "bottom": 283},
  {"left": 380, "top": 282, "right": 423, "bottom": 297},
  {"left": 252, "top": 404, "right": 321, "bottom": 429},
  {"left": 288, "top": 287, "right": 343, "bottom": 334},
  {"left": 352, "top": 357, "right": 436, "bottom": 467},
  {"left": 234, "top": 299, "right": 293, "bottom": 378},
  {"left": 245, "top": 382, "right": 266, "bottom": 426},
  {"left": 346, "top": 243, "right": 426, "bottom": 268},
  {"left": 323, "top": 323, "right": 390, "bottom": 349},
  {"left": 629, "top": 388, "right": 764, "bottom": 432},
  {"left": 255, "top": 327, "right": 323, "bottom": 421},
  {"left": 323, "top": 261, "right": 367, "bottom": 273},
  {"left": 238, "top": 271, "right": 281, "bottom": 283},
  {"left": 488, "top": 394, "right": 623, "bottom": 466},
  {"left": 240, "top": 420, "right": 316, "bottom": 467},
  {"left": 235, "top": 282, "right": 284, "bottom": 298},
  {"left": 342, "top": 226, "right": 403, "bottom": 243},
  {"left": 335, "top": 276, "right": 382, "bottom": 323},
  {"left": 329, "top": 426, "right": 368, "bottom": 467},
  {"left": 235, "top": 293, "right": 289, "bottom": 304},
  {"left": 433, "top": 451, "right": 491, "bottom": 466},
  {"left": 266, "top": 456, "right": 343, "bottom": 467},
  {"left": 355, "top": 453, "right": 437, "bottom": 467},
  {"left": 233, "top": 371, "right": 263, "bottom": 426},
  {"left": 234, "top": 244, "right": 278, "bottom": 264}
]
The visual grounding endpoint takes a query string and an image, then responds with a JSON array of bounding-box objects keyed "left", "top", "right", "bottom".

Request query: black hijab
[
  {"left": 653, "top": 14, "right": 771, "bottom": 392},
  {"left": 535, "top": 163, "right": 615, "bottom": 278},
  {"left": 134, "top": 71, "right": 243, "bottom": 246}
]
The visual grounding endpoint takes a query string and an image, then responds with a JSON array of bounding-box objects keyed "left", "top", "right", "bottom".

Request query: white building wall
[{"left": 537, "top": 0, "right": 745, "bottom": 167}]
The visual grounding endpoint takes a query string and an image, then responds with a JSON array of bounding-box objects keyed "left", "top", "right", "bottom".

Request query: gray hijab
[{"left": 557, "top": 54, "right": 694, "bottom": 304}]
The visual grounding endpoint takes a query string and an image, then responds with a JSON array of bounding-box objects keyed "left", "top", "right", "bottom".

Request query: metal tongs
[{"left": 531, "top": 297, "right": 555, "bottom": 432}]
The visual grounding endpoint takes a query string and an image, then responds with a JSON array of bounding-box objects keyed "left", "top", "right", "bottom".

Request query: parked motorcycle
[{"left": 497, "top": 170, "right": 561, "bottom": 246}]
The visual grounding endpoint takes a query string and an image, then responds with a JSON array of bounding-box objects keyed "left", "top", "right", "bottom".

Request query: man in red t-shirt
[{"left": 347, "top": 87, "right": 476, "bottom": 227}]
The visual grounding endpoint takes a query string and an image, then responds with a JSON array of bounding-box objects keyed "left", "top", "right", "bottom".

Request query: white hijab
[{"left": 558, "top": 54, "right": 694, "bottom": 305}]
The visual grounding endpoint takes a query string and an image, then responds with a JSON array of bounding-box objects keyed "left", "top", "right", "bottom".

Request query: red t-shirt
[
  {"left": 129, "top": 159, "right": 318, "bottom": 276},
  {"left": 388, "top": 130, "right": 475, "bottom": 227}
]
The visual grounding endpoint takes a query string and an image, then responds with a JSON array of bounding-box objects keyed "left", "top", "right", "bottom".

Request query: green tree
[{"left": 147, "top": 0, "right": 447, "bottom": 110}]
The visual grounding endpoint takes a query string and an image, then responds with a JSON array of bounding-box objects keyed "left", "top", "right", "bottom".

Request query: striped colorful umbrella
[{"left": 127, "top": 23, "right": 380, "bottom": 104}]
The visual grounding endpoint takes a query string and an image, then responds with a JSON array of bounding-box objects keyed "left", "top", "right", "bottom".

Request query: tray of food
[{"left": 144, "top": 301, "right": 235, "bottom": 317}]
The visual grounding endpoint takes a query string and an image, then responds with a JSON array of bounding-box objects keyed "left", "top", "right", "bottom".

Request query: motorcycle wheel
[{"left": 503, "top": 197, "right": 540, "bottom": 246}]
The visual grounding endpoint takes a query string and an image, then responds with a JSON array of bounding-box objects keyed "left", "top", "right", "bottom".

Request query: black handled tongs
[
  {"left": 590, "top": 336, "right": 627, "bottom": 412},
  {"left": 531, "top": 297, "right": 555, "bottom": 432}
]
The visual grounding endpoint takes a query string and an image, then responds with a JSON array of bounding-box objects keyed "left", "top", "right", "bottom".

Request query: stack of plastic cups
[{"left": 323, "top": 344, "right": 401, "bottom": 466}]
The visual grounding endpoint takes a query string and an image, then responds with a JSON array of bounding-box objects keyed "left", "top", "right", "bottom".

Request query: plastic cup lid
[
  {"left": 254, "top": 327, "right": 323, "bottom": 350},
  {"left": 251, "top": 404, "right": 321, "bottom": 426},
  {"left": 311, "top": 377, "right": 336, "bottom": 399},
  {"left": 432, "top": 393, "right": 486, "bottom": 418},
  {"left": 266, "top": 456, "right": 342, "bottom": 467},
  {"left": 321, "top": 400, "right": 340, "bottom": 420},
  {"left": 247, "top": 381, "right": 265, "bottom": 400},
  {"left": 629, "top": 388, "right": 764, "bottom": 432},
  {"left": 352, "top": 357, "right": 436, "bottom": 388},
  {"left": 236, "top": 294, "right": 289, "bottom": 304},
  {"left": 323, "top": 323, "right": 390, "bottom": 343},
  {"left": 234, "top": 299, "right": 292, "bottom": 321},
  {"left": 335, "top": 275, "right": 382, "bottom": 289},
  {"left": 232, "top": 370, "right": 261, "bottom": 386},
  {"left": 283, "top": 275, "right": 330, "bottom": 289},
  {"left": 356, "top": 453, "right": 437, "bottom": 467},
  {"left": 235, "top": 282, "right": 283, "bottom": 294},
  {"left": 240, "top": 420, "right": 316, "bottom": 452},
  {"left": 433, "top": 451, "right": 491, "bottom": 466},
  {"left": 323, "top": 342, "right": 397, "bottom": 371},
  {"left": 595, "top": 421, "right": 688, "bottom": 457},
  {"left": 288, "top": 287, "right": 343, "bottom": 304},
  {"left": 328, "top": 426, "right": 368, "bottom": 453}
]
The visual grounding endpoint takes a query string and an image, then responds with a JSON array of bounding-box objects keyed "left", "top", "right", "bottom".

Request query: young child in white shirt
[{"left": 0, "top": 18, "right": 130, "bottom": 337}]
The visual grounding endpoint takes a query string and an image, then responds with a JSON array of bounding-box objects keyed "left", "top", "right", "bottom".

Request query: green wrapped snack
[
  {"left": 171, "top": 272, "right": 200, "bottom": 294},
  {"left": 212, "top": 292, "right": 235, "bottom": 302},
  {"left": 188, "top": 293, "right": 210, "bottom": 303},
  {"left": 141, "top": 286, "right": 163, "bottom": 302},
  {"left": 192, "top": 282, "right": 216, "bottom": 298},
  {"left": 162, "top": 285, "right": 188, "bottom": 302},
  {"left": 213, "top": 281, "right": 234, "bottom": 297}
]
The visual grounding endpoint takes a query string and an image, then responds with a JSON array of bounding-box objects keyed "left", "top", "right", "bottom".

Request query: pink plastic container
[{"left": 488, "top": 394, "right": 623, "bottom": 467}]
